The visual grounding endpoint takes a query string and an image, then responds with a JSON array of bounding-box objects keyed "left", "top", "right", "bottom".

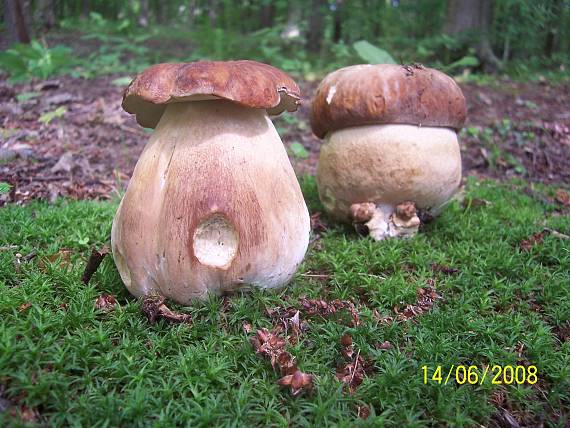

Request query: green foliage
[
  {"left": 0, "top": 182, "right": 11, "bottom": 194},
  {"left": 442, "top": 55, "right": 480, "bottom": 73},
  {"left": 111, "top": 76, "right": 133, "bottom": 87},
  {"left": 0, "top": 179, "right": 568, "bottom": 425},
  {"left": 353, "top": 40, "right": 396, "bottom": 65},
  {"left": 0, "top": 41, "right": 72, "bottom": 82},
  {"left": 39, "top": 107, "right": 67, "bottom": 124},
  {"left": 16, "top": 92, "right": 40, "bottom": 102},
  {"left": 288, "top": 142, "right": 309, "bottom": 159}
]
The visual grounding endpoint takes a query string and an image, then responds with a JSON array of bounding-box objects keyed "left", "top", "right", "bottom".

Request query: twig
[
  {"left": 32, "top": 176, "right": 70, "bottom": 182},
  {"left": 0, "top": 245, "right": 18, "bottom": 251},
  {"left": 300, "top": 273, "right": 331, "bottom": 279},
  {"left": 543, "top": 227, "right": 570, "bottom": 240},
  {"left": 82, "top": 245, "right": 110, "bottom": 284},
  {"left": 348, "top": 349, "right": 361, "bottom": 388},
  {"left": 357, "top": 273, "right": 386, "bottom": 280},
  {"left": 22, "top": 251, "right": 37, "bottom": 262}
]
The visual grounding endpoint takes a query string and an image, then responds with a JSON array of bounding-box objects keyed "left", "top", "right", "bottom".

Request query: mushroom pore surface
[
  {"left": 111, "top": 100, "right": 310, "bottom": 304},
  {"left": 316, "top": 124, "right": 461, "bottom": 222}
]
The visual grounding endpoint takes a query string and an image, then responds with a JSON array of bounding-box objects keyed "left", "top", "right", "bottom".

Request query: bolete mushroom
[
  {"left": 112, "top": 61, "right": 310, "bottom": 304},
  {"left": 310, "top": 64, "right": 466, "bottom": 240}
]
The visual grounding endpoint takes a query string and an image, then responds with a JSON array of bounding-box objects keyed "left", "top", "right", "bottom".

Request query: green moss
[{"left": 0, "top": 178, "right": 568, "bottom": 426}]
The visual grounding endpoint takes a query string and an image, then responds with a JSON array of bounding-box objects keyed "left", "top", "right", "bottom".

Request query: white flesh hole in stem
[{"left": 193, "top": 213, "right": 238, "bottom": 269}]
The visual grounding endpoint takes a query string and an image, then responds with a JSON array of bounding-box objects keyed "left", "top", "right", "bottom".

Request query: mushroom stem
[
  {"left": 351, "top": 201, "right": 420, "bottom": 240},
  {"left": 112, "top": 100, "right": 310, "bottom": 303}
]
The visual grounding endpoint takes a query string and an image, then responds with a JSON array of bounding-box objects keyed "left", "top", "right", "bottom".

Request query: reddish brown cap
[
  {"left": 310, "top": 64, "right": 466, "bottom": 139},
  {"left": 123, "top": 60, "right": 301, "bottom": 128}
]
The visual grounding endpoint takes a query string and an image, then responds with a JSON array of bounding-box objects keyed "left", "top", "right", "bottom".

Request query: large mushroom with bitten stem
[
  {"left": 112, "top": 60, "right": 310, "bottom": 304},
  {"left": 310, "top": 64, "right": 466, "bottom": 240}
]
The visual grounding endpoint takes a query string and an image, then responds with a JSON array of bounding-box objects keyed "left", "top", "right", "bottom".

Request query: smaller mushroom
[{"left": 310, "top": 64, "right": 467, "bottom": 240}]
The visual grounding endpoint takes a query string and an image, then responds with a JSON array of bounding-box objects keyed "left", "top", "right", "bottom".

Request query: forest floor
[
  {"left": 1, "top": 73, "right": 570, "bottom": 205},
  {"left": 1, "top": 33, "right": 570, "bottom": 427}
]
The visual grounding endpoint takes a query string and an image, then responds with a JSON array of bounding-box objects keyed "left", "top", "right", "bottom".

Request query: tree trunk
[
  {"left": 332, "top": 0, "right": 343, "bottom": 43},
  {"left": 306, "top": 0, "right": 325, "bottom": 53},
  {"left": 188, "top": 0, "right": 197, "bottom": 26},
  {"left": 4, "top": 0, "right": 31, "bottom": 44},
  {"left": 36, "top": 0, "right": 56, "bottom": 31},
  {"left": 139, "top": 0, "right": 149, "bottom": 27},
  {"left": 444, "top": 0, "right": 502, "bottom": 72},
  {"left": 259, "top": 1, "right": 275, "bottom": 28},
  {"left": 80, "top": 0, "right": 90, "bottom": 20},
  {"left": 544, "top": 0, "right": 563, "bottom": 57}
]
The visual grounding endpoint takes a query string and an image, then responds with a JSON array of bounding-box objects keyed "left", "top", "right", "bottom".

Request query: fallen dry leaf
[
  {"left": 431, "top": 263, "right": 460, "bottom": 275},
  {"left": 298, "top": 297, "right": 360, "bottom": 326},
  {"left": 277, "top": 369, "right": 314, "bottom": 396},
  {"left": 242, "top": 322, "right": 252, "bottom": 334},
  {"left": 394, "top": 284, "right": 442, "bottom": 322},
  {"left": 357, "top": 404, "right": 371, "bottom": 419},
  {"left": 519, "top": 232, "right": 545, "bottom": 252},
  {"left": 376, "top": 341, "right": 393, "bottom": 350},
  {"left": 141, "top": 295, "right": 192, "bottom": 324},
  {"left": 18, "top": 302, "right": 31, "bottom": 312},
  {"left": 336, "top": 335, "right": 372, "bottom": 394},
  {"left": 39, "top": 248, "right": 73, "bottom": 271},
  {"left": 94, "top": 294, "right": 118, "bottom": 312},
  {"left": 82, "top": 245, "right": 110, "bottom": 284},
  {"left": 50, "top": 152, "right": 75, "bottom": 174},
  {"left": 18, "top": 405, "right": 40, "bottom": 423},
  {"left": 310, "top": 212, "right": 328, "bottom": 233},
  {"left": 555, "top": 189, "right": 570, "bottom": 206},
  {"left": 250, "top": 327, "right": 314, "bottom": 395}
]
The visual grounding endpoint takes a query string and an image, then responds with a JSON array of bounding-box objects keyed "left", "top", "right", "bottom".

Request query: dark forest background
[{"left": 2, "top": 0, "right": 569, "bottom": 81}]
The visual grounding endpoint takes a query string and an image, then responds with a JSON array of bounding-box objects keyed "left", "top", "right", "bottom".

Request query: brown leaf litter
[
  {"left": 555, "top": 188, "right": 570, "bottom": 206},
  {"left": 267, "top": 297, "right": 360, "bottom": 327},
  {"left": 519, "top": 232, "right": 546, "bottom": 252},
  {"left": 393, "top": 282, "right": 442, "bottom": 322},
  {"left": 94, "top": 294, "right": 118, "bottom": 312},
  {"left": 335, "top": 333, "right": 374, "bottom": 394},
  {"left": 431, "top": 263, "right": 460, "bottom": 275},
  {"left": 250, "top": 327, "right": 314, "bottom": 396},
  {"left": 141, "top": 295, "right": 192, "bottom": 324}
]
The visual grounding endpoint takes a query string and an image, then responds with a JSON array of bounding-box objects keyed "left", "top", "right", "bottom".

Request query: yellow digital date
[{"left": 421, "top": 365, "right": 538, "bottom": 385}]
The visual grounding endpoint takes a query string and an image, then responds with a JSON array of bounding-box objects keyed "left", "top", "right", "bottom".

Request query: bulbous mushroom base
[
  {"left": 316, "top": 124, "right": 461, "bottom": 240},
  {"left": 111, "top": 100, "right": 310, "bottom": 304}
]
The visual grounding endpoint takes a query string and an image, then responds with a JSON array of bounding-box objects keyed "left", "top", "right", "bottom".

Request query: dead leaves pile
[
  {"left": 269, "top": 297, "right": 360, "bottom": 328},
  {"left": 94, "top": 294, "right": 118, "bottom": 312},
  {"left": 248, "top": 298, "right": 369, "bottom": 396},
  {"left": 250, "top": 327, "right": 314, "bottom": 396},
  {"left": 519, "top": 231, "right": 545, "bottom": 252},
  {"left": 336, "top": 333, "right": 374, "bottom": 394},
  {"left": 394, "top": 283, "right": 442, "bottom": 322},
  {"left": 555, "top": 188, "right": 570, "bottom": 206}
]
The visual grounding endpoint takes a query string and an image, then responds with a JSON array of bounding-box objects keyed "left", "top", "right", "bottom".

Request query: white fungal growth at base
[
  {"left": 193, "top": 214, "right": 238, "bottom": 269},
  {"left": 351, "top": 202, "right": 421, "bottom": 241},
  {"left": 326, "top": 85, "right": 337, "bottom": 104}
]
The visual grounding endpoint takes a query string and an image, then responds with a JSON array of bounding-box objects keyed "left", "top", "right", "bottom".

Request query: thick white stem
[{"left": 112, "top": 100, "right": 310, "bottom": 303}]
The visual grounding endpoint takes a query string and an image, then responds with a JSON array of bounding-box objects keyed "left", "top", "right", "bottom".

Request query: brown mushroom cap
[
  {"left": 310, "top": 64, "right": 466, "bottom": 139},
  {"left": 123, "top": 60, "right": 301, "bottom": 128}
]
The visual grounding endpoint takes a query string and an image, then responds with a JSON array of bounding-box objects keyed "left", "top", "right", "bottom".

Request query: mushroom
[
  {"left": 310, "top": 64, "right": 466, "bottom": 240},
  {"left": 112, "top": 61, "right": 310, "bottom": 304}
]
